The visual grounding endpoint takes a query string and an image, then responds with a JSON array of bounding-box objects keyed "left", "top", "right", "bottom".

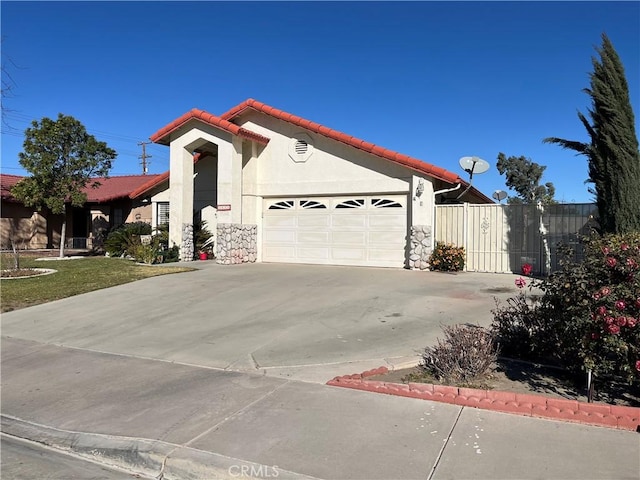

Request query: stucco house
[
  {"left": 1, "top": 173, "right": 161, "bottom": 250},
  {"left": 143, "top": 99, "right": 493, "bottom": 269}
]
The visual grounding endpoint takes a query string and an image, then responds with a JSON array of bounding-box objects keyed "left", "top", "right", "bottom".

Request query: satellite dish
[
  {"left": 492, "top": 190, "right": 507, "bottom": 203},
  {"left": 459, "top": 156, "right": 490, "bottom": 177},
  {"left": 454, "top": 156, "right": 490, "bottom": 201}
]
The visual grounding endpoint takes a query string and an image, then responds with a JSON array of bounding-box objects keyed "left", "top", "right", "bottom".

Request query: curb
[
  {"left": 327, "top": 367, "right": 640, "bottom": 432},
  {"left": 1, "top": 415, "right": 167, "bottom": 478},
  {"left": 1, "top": 415, "right": 318, "bottom": 480},
  {"left": 0, "top": 268, "right": 57, "bottom": 280}
]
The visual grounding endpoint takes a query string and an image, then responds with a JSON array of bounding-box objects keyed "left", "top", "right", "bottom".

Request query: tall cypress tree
[{"left": 545, "top": 33, "right": 640, "bottom": 234}]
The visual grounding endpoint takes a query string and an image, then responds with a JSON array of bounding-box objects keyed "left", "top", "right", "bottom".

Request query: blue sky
[{"left": 1, "top": 1, "right": 638, "bottom": 203}]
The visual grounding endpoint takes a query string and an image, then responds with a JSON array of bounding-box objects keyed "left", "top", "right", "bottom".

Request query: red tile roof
[
  {"left": 0, "top": 174, "right": 23, "bottom": 202},
  {"left": 220, "top": 99, "right": 491, "bottom": 201},
  {"left": 128, "top": 152, "right": 210, "bottom": 199},
  {"left": 86, "top": 175, "right": 164, "bottom": 202},
  {"left": 149, "top": 99, "right": 492, "bottom": 203},
  {"left": 0, "top": 173, "right": 162, "bottom": 203},
  {"left": 149, "top": 108, "right": 270, "bottom": 146},
  {"left": 128, "top": 173, "right": 168, "bottom": 199}
]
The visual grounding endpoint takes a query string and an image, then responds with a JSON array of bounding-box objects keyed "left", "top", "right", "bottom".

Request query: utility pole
[{"left": 138, "top": 141, "right": 152, "bottom": 175}]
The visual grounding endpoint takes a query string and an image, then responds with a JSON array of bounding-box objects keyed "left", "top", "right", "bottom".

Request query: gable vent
[
  {"left": 289, "top": 133, "right": 314, "bottom": 162},
  {"left": 294, "top": 139, "right": 308, "bottom": 155}
]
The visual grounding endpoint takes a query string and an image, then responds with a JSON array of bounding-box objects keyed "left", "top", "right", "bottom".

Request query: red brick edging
[{"left": 327, "top": 367, "right": 640, "bottom": 431}]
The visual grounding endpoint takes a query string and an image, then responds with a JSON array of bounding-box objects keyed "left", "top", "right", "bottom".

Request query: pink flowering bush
[
  {"left": 492, "top": 232, "right": 640, "bottom": 384},
  {"left": 581, "top": 233, "right": 640, "bottom": 380}
]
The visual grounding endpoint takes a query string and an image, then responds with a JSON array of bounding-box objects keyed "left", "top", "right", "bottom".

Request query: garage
[{"left": 262, "top": 195, "right": 407, "bottom": 268}]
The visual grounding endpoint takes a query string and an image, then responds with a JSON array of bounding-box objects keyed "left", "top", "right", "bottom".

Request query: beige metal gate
[{"left": 435, "top": 203, "right": 597, "bottom": 275}]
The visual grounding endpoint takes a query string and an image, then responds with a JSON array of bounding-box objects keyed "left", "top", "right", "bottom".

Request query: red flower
[
  {"left": 628, "top": 318, "right": 638, "bottom": 328},
  {"left": 606, "top": 257, "right": 617, "bottom": 267},
  {"left": 515, "top": 277, "right": 527, "bottom": 289},
  {"left": 521, "top": 263, "right": 533, "bottom": 276},
  {"left": 627, "top": 258, "right": 638, "bottom": 269},
  {"left": 636, "top": 298, "right": 640, "bottom": 309},
  {"left": 602, "top": 246, "right": 610, "bottom": 254},
  {"left": 604, "top": 316, "right": 615, "bottom": 325},
  {"left": 596, "top": 306, "right": 607, "bottom": 316},
  {"left": 636, "top": 360, "right": 640, "bottom": 372},
  {"left": 616, "top": 316, "right": 627, "bottom": 327},
  {"left": 615, "top": 300, "right": 626, "bottom": 311},
  {"left": 607, "top": 324, "right": 620, "bottom": 334},
  {"left": 621, "top": 243, "right": 629, "bottom": 251},
  {"left": 600, "top": 287, "right": 611, "bottom": 297}
]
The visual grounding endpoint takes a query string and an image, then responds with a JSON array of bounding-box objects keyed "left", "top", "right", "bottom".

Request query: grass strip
[{"left": 1, "top": 255, "right": 194, "bottom": 312}]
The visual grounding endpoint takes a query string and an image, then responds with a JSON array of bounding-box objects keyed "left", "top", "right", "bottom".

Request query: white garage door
[{"left": 263, "top": 195, "right": 407, "bottom": 268}]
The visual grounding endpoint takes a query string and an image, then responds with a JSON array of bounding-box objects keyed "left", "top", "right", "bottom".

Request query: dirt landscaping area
[{"left": 368, "top": 358, "right": 640, "bottom": 407}]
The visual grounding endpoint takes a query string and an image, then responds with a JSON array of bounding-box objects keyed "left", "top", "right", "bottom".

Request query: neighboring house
[
  {"left": 145, "top": 98, "right": 494, "bottom": 268},
  {"left": 1, "top": 174, "right": 162, "bottom": 250}
]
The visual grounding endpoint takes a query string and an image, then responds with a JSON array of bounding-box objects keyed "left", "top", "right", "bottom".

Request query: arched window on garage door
[
  {"left": 335, "top": 199, "right": 365, "bottom": 209},
  {"left": 372, "top": 198, "right": 403, "bottom": 208}
]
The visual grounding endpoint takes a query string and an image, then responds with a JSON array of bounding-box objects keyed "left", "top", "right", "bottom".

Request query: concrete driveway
[
  {"left": 1, "top": 262, "right": 521, "bottom": 383},
  {"left": 4, "top": 263, "right": 639, "bottom": 480}
]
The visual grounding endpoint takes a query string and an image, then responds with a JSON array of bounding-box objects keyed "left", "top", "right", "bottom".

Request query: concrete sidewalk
[{"left": 2, "top": 337, "right": 637, "bottom": 480}]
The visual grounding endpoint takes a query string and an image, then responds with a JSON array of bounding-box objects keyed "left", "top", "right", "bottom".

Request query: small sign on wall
[{"left": 217, "top": 204, "right": 231, "bottom": 211}]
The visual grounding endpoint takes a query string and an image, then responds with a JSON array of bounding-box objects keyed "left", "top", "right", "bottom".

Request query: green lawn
[{"left": 0, "top": 255, "right": 195, "bottom": 313}]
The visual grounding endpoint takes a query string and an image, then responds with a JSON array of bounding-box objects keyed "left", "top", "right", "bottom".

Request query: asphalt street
[{"left": 1, "top": 434, "right": 145, "bottom": 479}]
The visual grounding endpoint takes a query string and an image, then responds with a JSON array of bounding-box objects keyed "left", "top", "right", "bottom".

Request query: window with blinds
[{"left": 157, "top": 202, "right": 169, "bottom": 225}]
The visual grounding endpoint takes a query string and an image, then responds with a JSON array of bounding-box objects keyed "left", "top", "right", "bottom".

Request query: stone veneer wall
[
  {"left": 181, "top": 223, "right": 194, "bottom": 262},
  {"left": 216, "top": 224, "right": 257, "bottom": 265},
  {"left": 409, "top": 225, "right": 432, "bottom": 270}
]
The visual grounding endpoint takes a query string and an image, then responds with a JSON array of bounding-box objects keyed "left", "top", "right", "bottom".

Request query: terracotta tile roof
[
  {"left": 85, "top": 175, "right": 163, "bottom": 202},
  {"left": 221, "top": 99, "right": 492, "bottom": 202},
  {"left": 0, "top": 173, "right": 162, "bottom": 203},
  {"left": 129, "top": 152, "right": 210, "bottom": 199},
  {"left": 0, "top": 174, "right": 24, "bottom": 202},
  {"left": 149, "top": 108, "right": 270, "bottom": 146},
  {"left": 128, "top": 172, "right": 168, "bottom": 199},
  {"left": 150, "top": 100, "right": 492, "bottom": 203}
]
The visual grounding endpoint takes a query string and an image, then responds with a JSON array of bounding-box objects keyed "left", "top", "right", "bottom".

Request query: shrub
[
  {"left": 491, "top": 232, "right": 640, "bottom": 383},
  {"left": 104, "top": 222, "right": 152, "bottom": 257},
  {"left": 421, "top": 324, "right": 498, "bottom": 385},
  {"left": 154, "top": 220, "right": 214, "bottom": 260},
  {"left": 492, "top": 289, "right": 564, "bottom": 365},
  {"left": 162, "top": 245, "right": 180, "bottom": 263},
  {"left": 127, "top": 241, "right": 161, "bottom": 265},
  {"left": 194, "top": 219, "right": 214, "bottom": 258},
  {"left": 153, "top": 223, "right": 169, "bottom": 248},
  {"left": 429, "top": 242, "right": 465, "bottom": 272},
  {"left": 571, "top": 232, "right": 640, "bottom": 380}
]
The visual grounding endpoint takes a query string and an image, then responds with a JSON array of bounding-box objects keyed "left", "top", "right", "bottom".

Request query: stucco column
[
  {"left": 217, "top": 137, "right": 243, "bottom": 224},
  {"left": 169, "top": 145, "right": 194, "bottom": 251},
  {"left": 411, "top": 174, "right": 434, "bottom": 227},
  {"left": 409, "top": 175, "right": 435, "bottom": 270}
]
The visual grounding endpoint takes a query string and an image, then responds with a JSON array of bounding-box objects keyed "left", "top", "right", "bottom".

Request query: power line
[
  {"left": 138, "top": 141, "right": 152, "bottom": 175},
  {"left": 1, "top": 112, "right": 170, "bottom": 171},
  {"left": 2, "top": 111, "right": 150, "bottom": 144}
]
